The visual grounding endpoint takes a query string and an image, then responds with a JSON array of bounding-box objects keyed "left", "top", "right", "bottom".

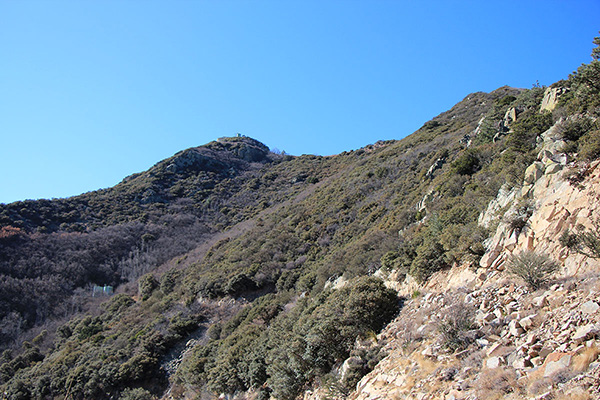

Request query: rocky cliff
[{"left": 339, "top": 124, "right": 600, "bottom": 400}]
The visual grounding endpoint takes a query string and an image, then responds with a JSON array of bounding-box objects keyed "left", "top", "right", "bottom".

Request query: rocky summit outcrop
[{"left": 165, "top": 136, "right": 272, "bottom": 175}]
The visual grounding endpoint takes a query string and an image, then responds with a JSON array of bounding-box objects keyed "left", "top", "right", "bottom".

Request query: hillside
[
  {"left": 346, "top": 155, "right": 600, "bottom": 400},
  {"left": 0, "top": 38, "right": 599, "bottom": 400}
]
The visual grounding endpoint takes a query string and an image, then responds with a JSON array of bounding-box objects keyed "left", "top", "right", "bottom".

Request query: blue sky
[{"left": 1, "top": 1, "right": 599, "bottom": 204}]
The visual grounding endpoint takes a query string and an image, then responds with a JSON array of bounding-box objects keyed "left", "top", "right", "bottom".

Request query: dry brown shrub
[
  {"left": 555, "top": 387, "right": 591, "bottom": 400},
  {"left": 526, "top": 366, "right": 553, "bottom": 395},
  {"left": 573, "top": 346, "right": 600, "bottom": 373},
  {"left": 474, "top": 368, "right": 521, "bottom": 400}
]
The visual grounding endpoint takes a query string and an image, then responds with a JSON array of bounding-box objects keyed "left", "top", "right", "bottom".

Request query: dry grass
[
  {"left": 474, "top": 368, "right": 522, "bottom": 400},
  {"left": 555, "top": 387, "right": 592, "bottom": 400},
  {"left": 573, "top": 345, "right": 600, "bottom": 373},
  {"left": 527, "top": 377, "right": 552, "bottom": 396},
  {"left": 411, "top": 351, "right": 439, "bottom": 376},
  {"left": 460, "top": 349, "right": 484, "bottom": 375}
]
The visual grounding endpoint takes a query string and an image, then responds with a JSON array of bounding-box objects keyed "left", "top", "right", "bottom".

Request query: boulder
[
  {"left": 581, "top": 301, "right": 600, "bottom": 315},
  {"left": 531, "top": 356, "right": 543, "bottom": 366},
  {"left": 519, "top": 315, "right": 536, "bottom": 331},
  {"left": 421, "top": 346, "right": 435, "bottom": 358},
  {"left": 476, "top": 311, "right": 495, "bottom": 325},
  {"left": 513, "top": 358, "right": 533, "bottom": 369},
  {"left": 524, "top": 162, "right": 545, "bottom": 184},
  {"left": 539, "top": 347, "right": 553, "bottom": 359},
  {"left": 572, "top": 324, "right": 600, "bottom": 343},
  {"left": 493, "top": 308, "right": 503, "bottom": 320},
  {"left": 486, "top": 342, "right": 503, "bottom": 357},
  {"left": 340, "top": 356, "right": 364, "bottom": 382},
  {"left": 532, "top": 293, "right": 549, "bottom": 307},
  {"left": 486, "top": 356, "right": 505, "bottom": 369},
  {"left": 524, "top": 332, "right": 538, "bottom": 346},
  {"left": 545, "top": 162, "right": 562, "bottom": 175},
  {"left": 504, "top": 230, "right": 519, "bottom": 251},
  {"left": 537, "top": 149, "right": 553, "bottom": 162},
  {"left": 425, "top": 158, "right": 445, "bottom": 179},
  {"left": 509, "top": 320, "right": 525, "bottom": 337},
  {"left": 543, "top": 352, "right": 572, "bottom": 377}
]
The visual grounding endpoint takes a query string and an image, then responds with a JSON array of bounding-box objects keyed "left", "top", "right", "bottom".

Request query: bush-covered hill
[{"left": 1, "top": 36, "right": 599, "bottom": 399}]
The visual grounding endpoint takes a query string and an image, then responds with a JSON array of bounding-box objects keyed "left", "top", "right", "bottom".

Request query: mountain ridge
[{"left": 1, "top": 39, "right": 599, "bottom": 399}]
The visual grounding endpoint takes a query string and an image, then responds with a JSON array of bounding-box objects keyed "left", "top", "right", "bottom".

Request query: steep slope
[
  {"left": 347, "top": 161, "right": 600, "bottom": 400},
  {"left": 0, "top": 40, "right": 599, "bottom": 399},
  {"left": 337, "top": 54, "right": 600, "bottom": 400}
]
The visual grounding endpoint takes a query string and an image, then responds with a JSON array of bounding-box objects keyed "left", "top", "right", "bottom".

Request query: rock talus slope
[{"left": 346, "top": 150, "right": 600, "bottom": 398}]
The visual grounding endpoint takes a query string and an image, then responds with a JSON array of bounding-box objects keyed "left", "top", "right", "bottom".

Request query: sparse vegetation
[
  {"left": 560, "top": 220, "right": 600, "bottom": 259},
  {"left": 437, "top": 303, "right": 477, "bottom": 352},
  {"left": 507, "top": 251, "right": 560, "bottom": 290},
  {"left": 505, "top": 199, "right": 534, "bottom": 234}
]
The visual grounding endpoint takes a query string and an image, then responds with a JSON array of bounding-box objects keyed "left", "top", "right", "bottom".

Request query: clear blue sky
[{"left": 1, "top": 1, "right": 598, "bottom": 204}]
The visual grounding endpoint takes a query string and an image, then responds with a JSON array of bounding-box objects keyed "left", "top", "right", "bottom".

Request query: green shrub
[
  {"left": 504, "top": 200, "right": 533, "bottom": 234},
  {"left": 276, "top": 270, "right": 301, "bottom": 292},
  {"left": 380, "top": 251, "right": 400, "bottom": 271},
  {"left": 105, "top": 293, "right": 135, "bottom": 314},
  {"left": 138, "top": 274, "right": 159, "bottom": 301},
  {"left": 4, "top": 379, "right": 31, "bottom": 400},
  {"left": 224, "top": 273, "right": 258, "bottom": 295},
  {"left": 578, "top": 129, "right": 600, "bottom": 161},
  {"left": 301, "top": 277, "right": 398, "bottom": 371},
  {"left": 559, "top": 222, "right": 600, "bottom": 259},
  {"left": 507, "top": 111, "right": 553, "bottom": 153},
  {"left": 496, "top": 95, "right": 517, "bottom": 107},
  {"left": 409, "top": 239, "right": 447, "bottom": 283},
  {"left": 74, "top": 316, "right": 103, "bottom": 340},
  {"left": 375, "top": 167, "right": 389, "bottom": 178},
  {"left": 159, "top": 268, "right": 181, "bottom": 294},
  {"left": 169, "top": 313, "right": 202, "bottom": 336},
  {"left": 555, "top": 115, "right": 595, "bottom": 141},
  {"left": 451, "top": 149, "right": 480, "bottom": 176},
  {"left": 507, "top": 251, "right": 560, "bottom": 290},
  {"left": 568, "top": 61, "right": 600, "bottom": 112},
  {"left": 120, "top": 387, "right": 156, "bottom": 400}
]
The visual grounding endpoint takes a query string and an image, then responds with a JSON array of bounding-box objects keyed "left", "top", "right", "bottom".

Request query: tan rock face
[
  {"left": 504, "top": 107, "right": 518, "bottom": 127},
  {"left": 540, "top": 87, "right": 568, "bottom": 112},
  {"left": 348, "top": 270, "right": 600, "bottom": 400},
  {"left": 479, "top": 160, "right": 600, "bottom": 276}
]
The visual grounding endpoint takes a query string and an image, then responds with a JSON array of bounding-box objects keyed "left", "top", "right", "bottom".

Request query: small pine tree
[
  {"left": 559, "top": 221, "right": 600, "bottom": 259},
  {"left": 592, "top": 31, "right": 600, "bottom": 61}
]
